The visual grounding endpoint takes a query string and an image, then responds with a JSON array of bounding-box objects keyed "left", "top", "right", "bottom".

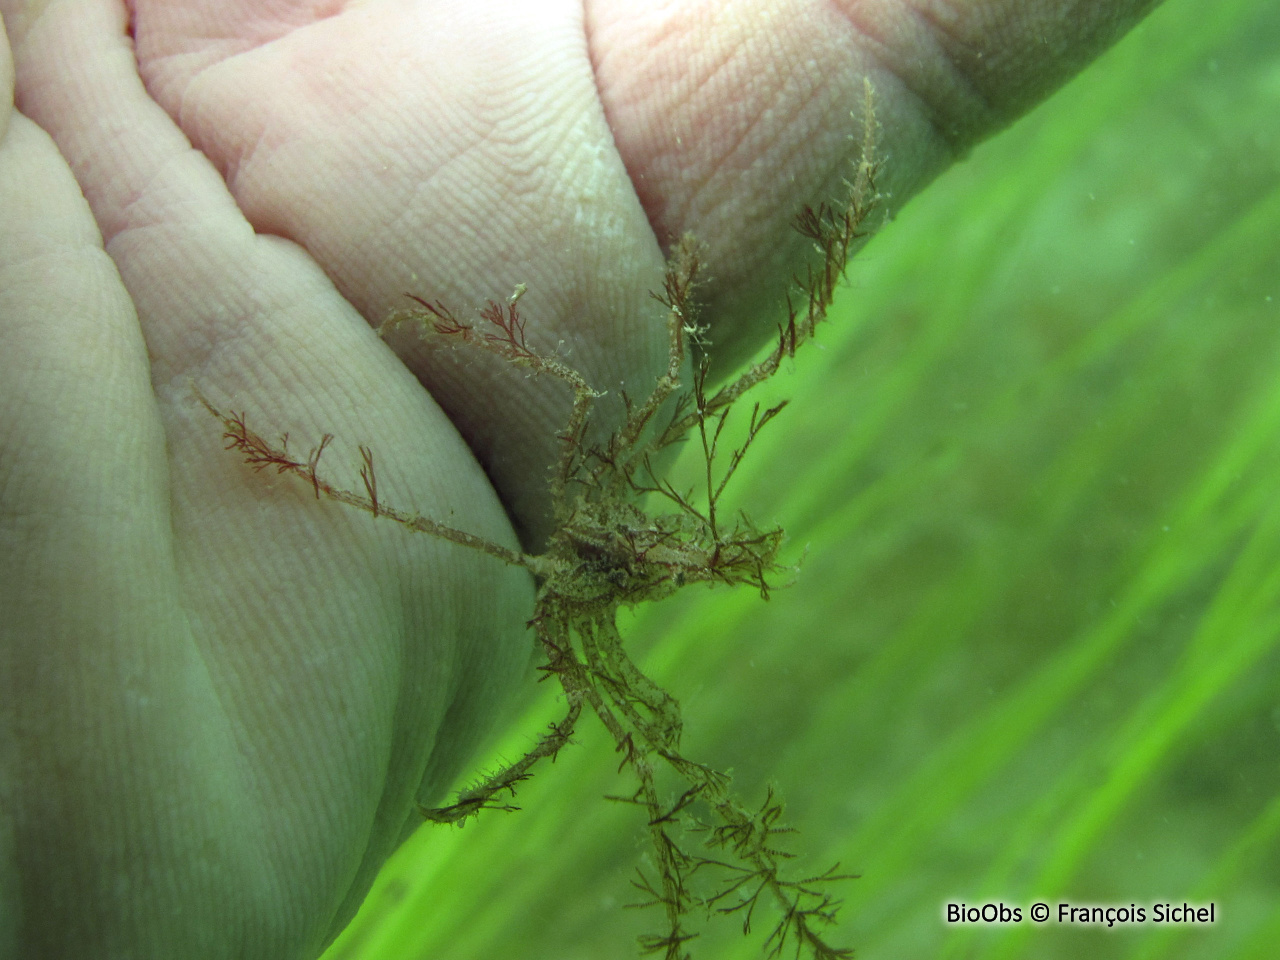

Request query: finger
[
  {"left": 3, "top": 18, "right": 180, "bottom": 958},
  {"left": 129, "top": 0, "right": 677, "bottom": 546},
  {"left": 0, "top": 103, "right": 259, "bottom": 958},
  {"left": 587, "top": 0, "right": 1163, "bottom": 372},
  {"left": 6, "top": 0, "right": 532, "bottom": 950},
  {"left": 9, "top": 0, "right": 527, "bottom": 626}
]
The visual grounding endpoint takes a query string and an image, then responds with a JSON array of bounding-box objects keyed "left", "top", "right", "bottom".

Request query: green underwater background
[{"left": 324, "top": 0, "right": 1280, "bottom": 956}]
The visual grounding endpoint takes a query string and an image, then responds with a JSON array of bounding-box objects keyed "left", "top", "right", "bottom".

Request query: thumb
[{"left": 587, "top": 0, "right": 1163, "bottom": 371}]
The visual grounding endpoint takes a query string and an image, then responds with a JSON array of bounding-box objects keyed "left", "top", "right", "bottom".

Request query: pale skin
[{"left": 0, "top": 1, "right": 1160, "bottom": 956}]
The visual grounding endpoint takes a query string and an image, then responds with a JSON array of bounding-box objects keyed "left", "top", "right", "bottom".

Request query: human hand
[{"left": 0, "top": 1, "right": 1159, "bottom": 957}]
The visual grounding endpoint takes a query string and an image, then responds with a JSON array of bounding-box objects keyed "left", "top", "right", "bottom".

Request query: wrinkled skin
[{"left": 0, "top": 1, "right": 1160, "bottom": 957}]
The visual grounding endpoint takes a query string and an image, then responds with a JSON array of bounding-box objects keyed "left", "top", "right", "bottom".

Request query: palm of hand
[{"left": 0, "top": 1, "right": 1158, "bottom": 956}]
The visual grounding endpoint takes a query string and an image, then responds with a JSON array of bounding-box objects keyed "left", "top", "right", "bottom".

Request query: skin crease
[{"left": 0, "top": 1, "right": 1160, "bottom": 957}]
